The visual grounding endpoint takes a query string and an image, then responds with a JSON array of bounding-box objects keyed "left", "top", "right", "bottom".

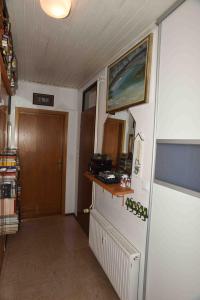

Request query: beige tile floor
[{"left": 0, "top": 216, "right": 119, "bottom": 300}]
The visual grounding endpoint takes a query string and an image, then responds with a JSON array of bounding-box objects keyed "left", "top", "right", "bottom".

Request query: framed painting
[
  {"left": 33, "top": 93, "right": 54, "bottom": 106},
  {"left": 106, "top": 34, "right": 153, "bottom": 113}
]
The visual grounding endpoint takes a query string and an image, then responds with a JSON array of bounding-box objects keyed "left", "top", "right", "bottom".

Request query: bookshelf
[
  {"left": 0, "top": 149, "right": 21, "bottom": 269},
  {"left": 0, "top": 0, "right": 17, "bottom": 96}
]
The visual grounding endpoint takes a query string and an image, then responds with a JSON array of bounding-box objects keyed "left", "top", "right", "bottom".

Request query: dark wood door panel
[
  {"left": 0, "top": 106, "right": 7, "bottom": 149},
  {"left": 77, "top": 107, "right": 96, "bottom": 235},
  {"left": 16, "top": 108, "right": 67, "bottom": 219}
]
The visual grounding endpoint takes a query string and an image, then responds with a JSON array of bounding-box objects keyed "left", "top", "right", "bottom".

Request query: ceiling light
[{"left": 40, "top": 0, "right": 71, "bottom": 19}]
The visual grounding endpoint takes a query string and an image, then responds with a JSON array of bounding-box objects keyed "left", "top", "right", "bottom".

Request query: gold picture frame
[{"left": 106, "top": 34, "right": 153, "bottom": 113}]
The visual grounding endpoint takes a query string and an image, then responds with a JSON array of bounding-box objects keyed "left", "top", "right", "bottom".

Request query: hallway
[{"left": 0, "top": 216, "right": 119, "bottom": 300}]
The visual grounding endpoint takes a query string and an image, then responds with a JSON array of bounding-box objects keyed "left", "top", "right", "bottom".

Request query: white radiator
[{"left": 89, "top": 209, "right": 140, "bottom": 300}]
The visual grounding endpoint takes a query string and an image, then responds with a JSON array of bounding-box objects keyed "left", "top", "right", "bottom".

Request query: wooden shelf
[
  {"left": 0, "top": 53, "right": 12, "bottom": 96},
  {"left": 84, "top": 171, "right": 134, "bottom": 197}
]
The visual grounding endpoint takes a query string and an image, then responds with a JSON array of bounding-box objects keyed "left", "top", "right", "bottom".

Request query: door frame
[
  {"left": 0, "top": 105, "right": 8, "bottom": 149},
  {"left": 15, "top": 107, "right": 68, "bottom": 215}
]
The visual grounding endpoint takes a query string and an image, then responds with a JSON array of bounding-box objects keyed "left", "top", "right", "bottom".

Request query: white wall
[
  {"left": 11, "top": 80, "right": 81, "bottom": 214},
  {"left": 146, "top": 1, "right": 200, "bottom": 299},
  {"left": 80, "top": 27, "right": 158, "bottom": 300}
]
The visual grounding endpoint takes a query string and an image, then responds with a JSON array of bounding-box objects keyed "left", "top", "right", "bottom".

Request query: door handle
[{"left": 83, "top": 204, "right": 93, "bottom": 214}]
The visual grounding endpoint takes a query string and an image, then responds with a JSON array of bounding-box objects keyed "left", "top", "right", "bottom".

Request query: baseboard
[{"left": 65, "top": 213, "right": 75, "bottom": 217}]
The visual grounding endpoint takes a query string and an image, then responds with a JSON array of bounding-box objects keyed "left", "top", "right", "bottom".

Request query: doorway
[
  {"left": 15, "top": 107, "right": 68, "bottom": 219},
  {"left": 77, "top": 82, "right": 97, "bottom": 235}
]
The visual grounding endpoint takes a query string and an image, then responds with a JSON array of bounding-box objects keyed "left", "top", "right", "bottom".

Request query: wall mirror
[{"left": 102, "top": 110, "right": 136, "bottom": 176}]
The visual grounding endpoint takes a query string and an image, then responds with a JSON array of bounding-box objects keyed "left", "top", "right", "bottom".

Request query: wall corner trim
[{"left": 156, "top": 0, "right": 186, "bottom": 25}]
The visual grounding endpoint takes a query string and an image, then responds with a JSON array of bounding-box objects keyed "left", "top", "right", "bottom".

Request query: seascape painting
[{"left": 107, "top": 34, "right": 152, "bottom": 113}]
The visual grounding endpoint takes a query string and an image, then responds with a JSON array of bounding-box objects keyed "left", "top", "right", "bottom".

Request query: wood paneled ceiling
[{"left": 7, "top": 0, "right": 176, "bottom": 88}]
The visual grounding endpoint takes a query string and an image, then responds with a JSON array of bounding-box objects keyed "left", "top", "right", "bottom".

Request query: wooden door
[
  {"left": 77, "top": 107, "right": 96, "bottom": 235},
  {"left": 102, "top": 118, "right": 125, "bottom": 167},
  {"left": 16, "top": 108, "right": 67, "bottom": 219},
  {"left": 0, "top": 106, "right": 7, "bottom": 149}
]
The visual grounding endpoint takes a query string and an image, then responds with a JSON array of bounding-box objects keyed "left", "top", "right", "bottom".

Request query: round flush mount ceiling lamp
[{"left": 40, "top": 0, "right": 71, "bottom": 19}]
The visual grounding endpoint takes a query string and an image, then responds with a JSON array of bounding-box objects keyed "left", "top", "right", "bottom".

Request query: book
[
  {"left": 0, "top": 198, "right": 16, "bottom": 216},
  {"left": 0, "top": 214, "right": 19, "bottom": 224},
  {"left": 0, "top": 182, "right": 16, "bottom": 198},
  {"left": 0, "top": 161, "right": 16, "bottom": 167}
]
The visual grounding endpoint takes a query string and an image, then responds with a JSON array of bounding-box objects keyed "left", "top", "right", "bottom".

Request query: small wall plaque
[{"left": 33, "top": 93, "right": 54, "bottom": 106}]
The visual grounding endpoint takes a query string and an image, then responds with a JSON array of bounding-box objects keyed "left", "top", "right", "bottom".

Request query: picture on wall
[
  {"left": 33, "top": 93, "right": 54, "bottom": 106},
  {"left": 106, "top": 34, "right": 153, "bottom": 113}
]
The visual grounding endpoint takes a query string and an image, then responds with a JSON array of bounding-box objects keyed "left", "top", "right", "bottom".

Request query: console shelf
[{"left": 84, "top": 171, "right": 134, "bottom": 197}]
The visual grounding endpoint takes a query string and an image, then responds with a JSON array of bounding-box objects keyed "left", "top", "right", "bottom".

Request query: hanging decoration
[
  {"left": 133, "top": 132, "right": 144, "bottom": 177},
  {"left": 125, "top": 197, "right": 148, "bottom": 221}
]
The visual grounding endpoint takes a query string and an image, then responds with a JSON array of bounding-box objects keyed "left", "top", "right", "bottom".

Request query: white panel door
[
  {"left": 146, "top": 1, "right": 200, "bottom": 299},
  {"left": 147, "top": 184, "right": 200, "bottom": 300}
]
